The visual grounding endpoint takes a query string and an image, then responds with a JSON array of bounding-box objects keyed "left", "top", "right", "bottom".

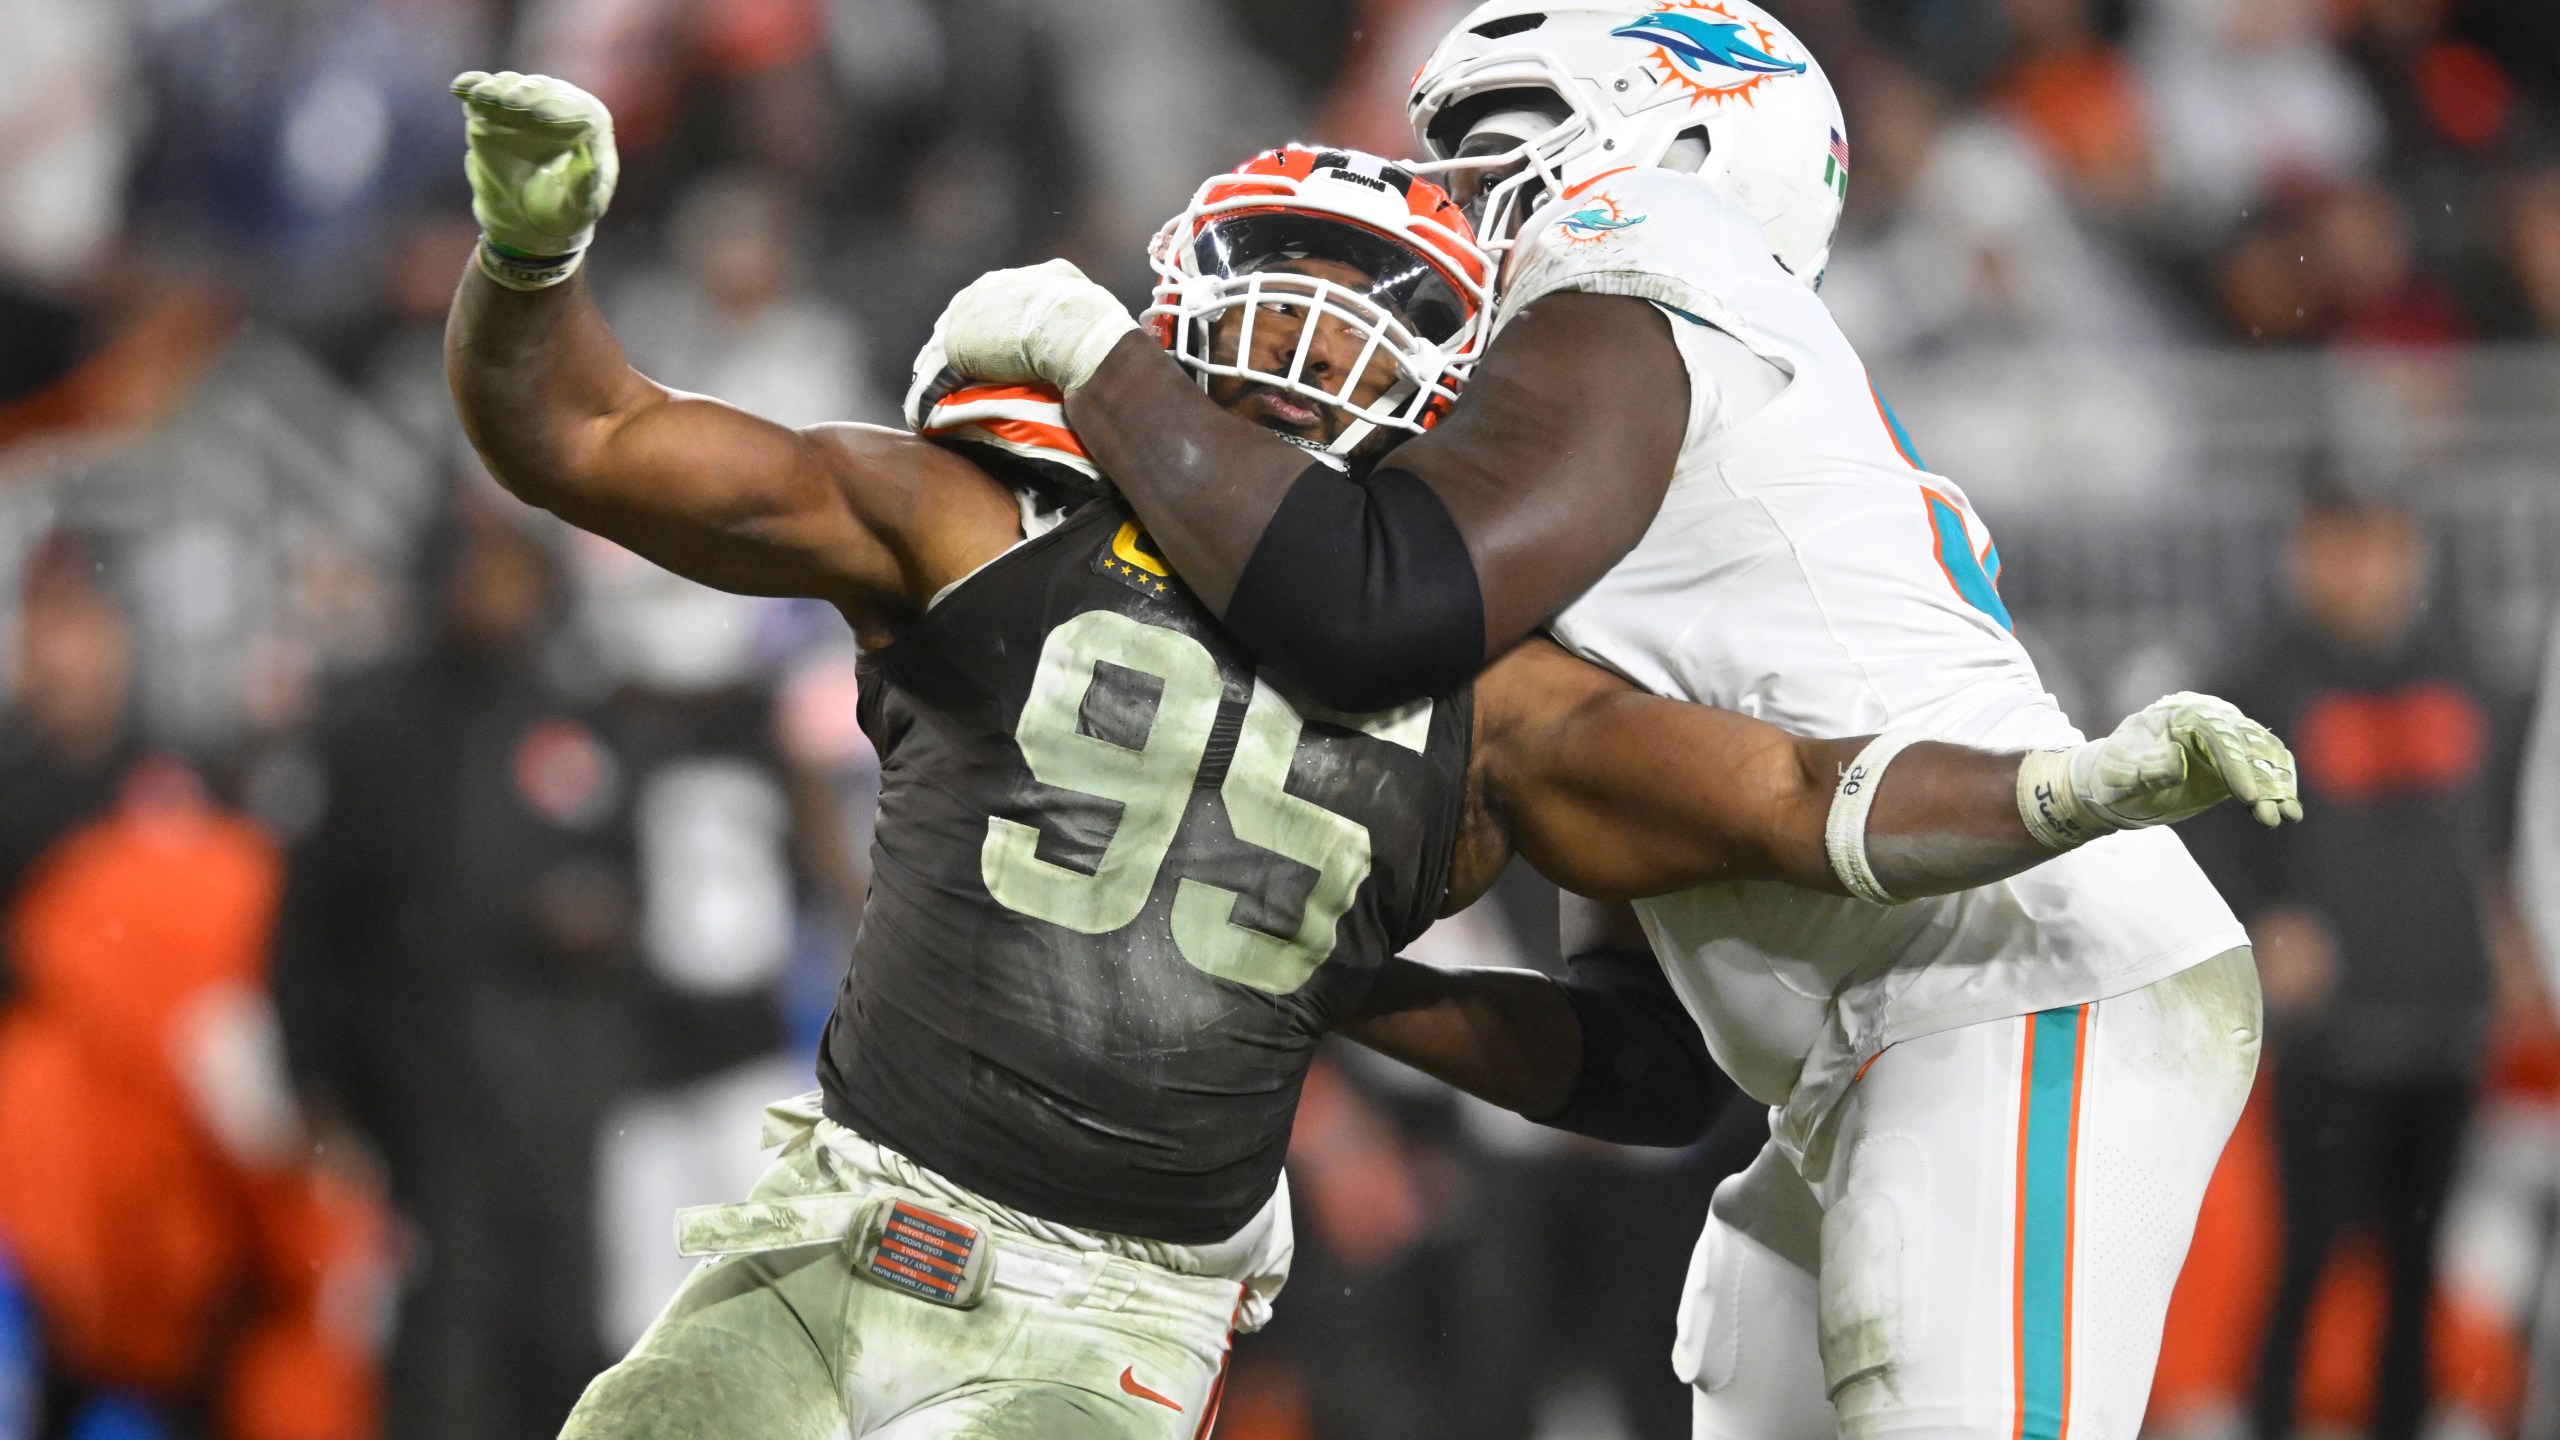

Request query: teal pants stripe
[{"left": 2016, "top": 1004, "right": 2088, "bottom": 1440}]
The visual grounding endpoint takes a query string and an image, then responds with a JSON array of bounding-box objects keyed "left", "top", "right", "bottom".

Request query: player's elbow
[
  {"left": 457, "top": 401, "right": 629, "bottom": 520},
  {"left": 462, "top": 434, "right": 587, "bottom": 520},
  {"left": 1537, "top": 947, "right": 1731, "bottom": 1146},
  {"left": 447, "top": 351, "right": 656, "bottom": 517},
  {"left": 449, "top": 398, "right": 567, "bottom": 510}
]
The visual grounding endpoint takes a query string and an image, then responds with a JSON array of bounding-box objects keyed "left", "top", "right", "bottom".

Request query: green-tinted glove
[
  {"left": 934, "top": 260, "right": 1143, "bottom": 394},
  {"left": 2019, "top": 691, "right": 2304, "bottom": 849},
  {"left": 450, "top": 69, "right": 619, "bottom": 290}
]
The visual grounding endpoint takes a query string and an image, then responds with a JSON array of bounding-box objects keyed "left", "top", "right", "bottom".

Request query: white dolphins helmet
[{"left": 1407, "top": 0, "right": 1849, "bottom": 286}]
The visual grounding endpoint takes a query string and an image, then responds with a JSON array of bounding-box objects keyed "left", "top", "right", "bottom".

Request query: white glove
[
  {"left": 934, "top": 259, "right": 1141, "bottom": 394},
  {"left": 450, "top": 69, "right": 620, "bottom": 289},
  {"left": 2019, "top": 691, "right": 2303, "bottom": 850}
]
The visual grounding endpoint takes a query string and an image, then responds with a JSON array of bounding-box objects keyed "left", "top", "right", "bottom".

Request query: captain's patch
[{"left": 1095, "top": 519, "right": 1181, "bottom": 600}]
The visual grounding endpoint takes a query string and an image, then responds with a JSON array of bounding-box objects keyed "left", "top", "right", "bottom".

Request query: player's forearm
[
  {"left": 1728, "top": 735, "right": 2104, "bottom": 901},
  {"left": 954, "top": 281, "right": 1692, "bottom": 715},
  {"left": 1344, "top": 950, "right": 1732, "bottom": 1147},
  {"left": 1064, "top": 336, "right": 1500, "bottom": 712},
  {"left": 1339, "top": 958, "right": 1581, "bottom": 1117},
  {"left": 1846, "top": 695, "right": 2304, "bottom": 902},
  {"left": 446, "top": 262, "right": 663, "bottom": 509},
  {"left": 1860, "top": 741, "right": 2063, "bottom": 898},
  {"left": 1483, "top": 655, "right": 1844, "bottom": 900},
  {"left": 1550, "top": 733, "right": 2052, "bottom": 902},
  {"left": 1490, "top": 675, "right": 2056, "bottom": 902},
  {"left": 1059, "top": 335, "right": 1304, "bottom": 611},
  {"left": 1218, "top": 296, "right": 1678, "bottom": 712},
  {"left": 1379, "top": 294, "right": 1685, "bottom": 657}
]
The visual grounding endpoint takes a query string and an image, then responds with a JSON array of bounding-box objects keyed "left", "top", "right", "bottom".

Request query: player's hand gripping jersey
[{"left": 1499, "top": 167, "right": 2245, "bottom": 1162}]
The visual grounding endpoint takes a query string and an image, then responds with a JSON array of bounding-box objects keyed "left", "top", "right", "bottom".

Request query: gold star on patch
[{"left": 1094, "top": 517, "right": 1185, "bottom": 601}]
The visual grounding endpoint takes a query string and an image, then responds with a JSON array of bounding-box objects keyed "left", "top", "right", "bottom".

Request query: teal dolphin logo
[
  {"left": 1554, "top": 199, "right": 1646, "bottom": 245},
  {"left": 1611, "top": 11, "right": 1807, "bottom": 79}
]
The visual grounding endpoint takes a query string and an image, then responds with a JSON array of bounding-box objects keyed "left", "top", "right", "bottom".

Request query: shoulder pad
[
  {"left": 1497, "top": 168, "right": 1800, "bottom": 336},
  {"left": 904, "top": 321, "right": 1105, "bottom": 516},
  {"left": 913, "top": 373, "right": 1097, "bottom": 479},
  {"left": 905, "top": 323, "right": 1106, "bottom": 518}
]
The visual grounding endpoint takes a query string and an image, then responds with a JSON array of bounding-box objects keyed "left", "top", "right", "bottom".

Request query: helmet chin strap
[
  {"left": 1323, "top": 364, "right": 1430, "bottom": 457},
  {"left": 1182, "top": 356, "right": 1373, "bottom": 466},
  {"left": 1328, "top": 417, "right": 1378, "bottom": 457}
]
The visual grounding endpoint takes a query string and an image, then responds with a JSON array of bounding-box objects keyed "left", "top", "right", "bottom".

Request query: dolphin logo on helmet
[
  {"left": 1610, "top": 11, "right": 1807, "bottom": 80},
  {"left": 1404, "top": 0, "right": 1848, "bottom": 285}
]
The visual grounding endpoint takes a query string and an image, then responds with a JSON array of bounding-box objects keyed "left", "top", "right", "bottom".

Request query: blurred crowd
[{"left": 7, "top": 1, "right": 2560, "bottom": 1439}]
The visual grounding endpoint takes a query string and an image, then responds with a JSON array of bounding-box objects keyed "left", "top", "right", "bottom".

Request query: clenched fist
[
  {"left": 450, "top": 70, "right": 619, "bottom": 289},
  {"left": 930, "top": 260, "right": 1142, "bottom": 395}
]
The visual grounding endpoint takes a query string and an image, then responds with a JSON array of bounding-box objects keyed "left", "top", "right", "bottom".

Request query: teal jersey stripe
[
  {"left": 1925, "top": 495, "right": 2015, "bottom": 632},
  {"left": 1872, "top": 387, "right": 1926, "bottom": 469},
  {"left": 2018, "top": 1005, "right": 2086, "bottom": 1440}
]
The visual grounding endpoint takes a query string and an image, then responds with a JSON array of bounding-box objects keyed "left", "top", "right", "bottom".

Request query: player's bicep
[
  {"left": 1478, "top": 642, "right": 1837, "bottom": 900},
  {"left": 1387, "top": 292, "right": 1689, "bottom": 651},
  {"left": 559, "top": 402, "right": 1014, "bottom": 621},
  {"left": 539, "top": 389, "right": 863, "bottom": 593}
]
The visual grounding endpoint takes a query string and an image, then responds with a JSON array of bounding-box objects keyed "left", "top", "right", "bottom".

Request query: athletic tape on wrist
[
  {"left": 1825, "top": 729, "right": 1932, "bottom": 906},
  {"left": 2015, "top": 746, "right": 2109, "bottom": 851},
  {"left": 477, "top": 235, "right": 585, "bottom": 291}
]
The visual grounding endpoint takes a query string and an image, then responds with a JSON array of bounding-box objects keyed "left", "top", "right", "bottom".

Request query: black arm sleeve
[
  {"left": 1221, "top": 464, "right": 1485, "bottom": 713},
  {"left": 1532, "top": 945, "right": 1734, "bottom": 1147}
]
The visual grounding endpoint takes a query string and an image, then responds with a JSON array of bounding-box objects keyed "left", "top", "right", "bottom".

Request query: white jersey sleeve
[
  {"left": 1519, "top": 172, "right": 2049, "bottom": 739},
  {"left": 1499, "top": 168, "right": 2247, "bottom": 1167},
  {"left": 1501, "top": 172, "right": 1795, "bottom": 447},
  {"left": 1499, "top": 167, "right": 1814, "bottom": 367}
]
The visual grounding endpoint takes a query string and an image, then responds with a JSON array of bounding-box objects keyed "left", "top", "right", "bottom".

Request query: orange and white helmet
[{"left": 1145, "top": 145, "right": 1494, "bottom": 457}]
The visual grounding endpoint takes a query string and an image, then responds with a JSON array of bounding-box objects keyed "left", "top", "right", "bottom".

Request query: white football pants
[
  {"left": 562, "top": 1096, "right": 1286, "bottom": 1439},
  {"left": 1680, "top": 947, "right": 2260, "bottom": 1440}
]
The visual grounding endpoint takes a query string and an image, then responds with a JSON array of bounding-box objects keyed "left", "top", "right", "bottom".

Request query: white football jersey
[{"left": 1499, "top": 168, "right": 2246, "bottom": 1167}]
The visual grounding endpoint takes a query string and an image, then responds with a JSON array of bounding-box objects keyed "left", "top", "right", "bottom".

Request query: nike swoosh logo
[
  {"left": 1119, "top": 1367, "right": 1182, "bottom": 1411},
  {"left": 1561, "top": 166, "right": 1635, "bottom": 201}
]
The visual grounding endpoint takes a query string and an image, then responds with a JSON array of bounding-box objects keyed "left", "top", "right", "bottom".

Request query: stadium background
[{"left": 5, "top": 0, "right": 2560, "bottom": 1437}]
